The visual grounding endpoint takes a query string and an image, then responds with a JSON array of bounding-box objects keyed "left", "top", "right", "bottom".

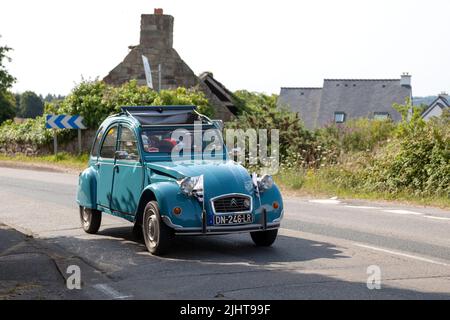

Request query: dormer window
[
  {"left": 334, "top": 112, "right": 346, "bottom": 123},
  {"left": 374, "top": 112, "right": 390, "bottom": 120}
]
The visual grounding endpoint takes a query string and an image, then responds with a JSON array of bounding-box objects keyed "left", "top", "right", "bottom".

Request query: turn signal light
[
  {"left": 173, "top": 207, "right": 182, "bottom": 215},
  {"left": 272, "top": 202, "right": 279, "bottom": 209}
]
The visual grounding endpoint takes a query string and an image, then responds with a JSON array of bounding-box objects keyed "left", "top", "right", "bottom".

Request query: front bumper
[{"left": 162, "top": 211, "right": 282, "bottom": 236}]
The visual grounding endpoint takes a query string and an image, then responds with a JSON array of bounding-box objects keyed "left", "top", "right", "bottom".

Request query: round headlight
[
  {"left": 259, "top": 175, "right": 274, "bottom": 191},
  {"left": 180, "top": 177, "right": 196, "bottom": 195}
]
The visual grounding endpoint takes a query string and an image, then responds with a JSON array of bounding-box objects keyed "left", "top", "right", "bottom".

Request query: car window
[
  {"left": 90, "top": 127, "right": 104, "bottom": 158},
  {"left": 141, "top": 128, "right": 224, "bottom": 155},
  {"left": 118, "top": 127, "right": 139, "bottom": 161},
  {"left": 100, "top": 126, "right": 118, "bottom": 159}
]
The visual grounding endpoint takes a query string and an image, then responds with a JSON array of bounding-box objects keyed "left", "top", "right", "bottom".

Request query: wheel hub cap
[
  {"left": 82, "top": 208, "right": 89, "bottom": 223},
  {"left": 148, "top": 216, "right": 158, "bottom": 242}
]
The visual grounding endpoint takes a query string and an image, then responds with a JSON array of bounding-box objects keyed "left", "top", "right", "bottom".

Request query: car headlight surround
[
  {"left": 258, "top": 174, "right": 274, "bottom": 191},
  {"left": 180, "top": 176, "right": 198, "bottom": 196}
]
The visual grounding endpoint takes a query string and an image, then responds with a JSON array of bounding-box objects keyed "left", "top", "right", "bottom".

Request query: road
[{"left": 0, "top": 166, "right": 449, "bottom": 299}]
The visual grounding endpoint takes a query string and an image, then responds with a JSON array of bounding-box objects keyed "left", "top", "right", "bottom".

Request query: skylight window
[
  {"left": 374, "top": 112, "right": 390, "bottom": 120},
  {"left": 334, "top": 112, "right": 346, "bottom": 123}
]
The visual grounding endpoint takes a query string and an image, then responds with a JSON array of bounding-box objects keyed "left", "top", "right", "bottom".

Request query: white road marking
[
  {"left": 424, "top": 216, "right": 450, "bottom": 221},
  {"left": 310, "top": 201, "right": 450, "bottom": 223},
  {"left": 354, "top": 243, "right": 450, "bottom": 267},
  {"left": 382, "top": 209, "right": 423, "bottom": 216},
  {"left": 345, "top": 205, "right": 378, "bottom": 210},
  {"left": 93, "top": 284, "right": 133, "bottom": 300},
  {"left": 309, "top": 199, "right": 342, "bottom": 205}
]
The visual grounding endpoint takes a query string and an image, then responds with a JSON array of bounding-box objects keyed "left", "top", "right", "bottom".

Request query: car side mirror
[{"left": 115, "top": 150, "right": 129, "bottom": 160}]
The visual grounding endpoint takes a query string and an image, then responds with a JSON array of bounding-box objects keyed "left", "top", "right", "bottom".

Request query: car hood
[{"left": 146, "top": 160, "right": 255, "bottom": 196}]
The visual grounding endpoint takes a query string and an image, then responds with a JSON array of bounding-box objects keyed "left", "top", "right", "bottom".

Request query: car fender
[
  {"left": 258, "top": 184, "right": 284, "bottom": 223},
  {"left": 138, "top": 182, "right": 203, "bottom": 229},
  {"left": 76, "top": 167, "right": 97, "bottom": 209}
]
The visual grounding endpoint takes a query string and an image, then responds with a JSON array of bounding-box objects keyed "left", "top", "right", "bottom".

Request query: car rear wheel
[
  {"left": 142, "top": 201, "right": 173, "bottom": 255},
  {"left": 80, "top": 206, "right": 102, "bottom": 234},
  {"left": 250, "top": 229, "right": 278, "bottom": 247}
]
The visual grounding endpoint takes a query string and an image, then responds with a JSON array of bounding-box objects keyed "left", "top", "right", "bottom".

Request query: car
[{"left": 76, "top": 105, "right": 284, "bottom": 255}]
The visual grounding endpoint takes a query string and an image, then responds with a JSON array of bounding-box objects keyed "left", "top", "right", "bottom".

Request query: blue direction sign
[{"left": 46, "top": 115, "right": 86, "bottom": 129}]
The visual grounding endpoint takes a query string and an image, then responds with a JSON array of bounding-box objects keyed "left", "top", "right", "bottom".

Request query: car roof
[{"left": 102, "top": 105, "right": 213, "bottom": 128}]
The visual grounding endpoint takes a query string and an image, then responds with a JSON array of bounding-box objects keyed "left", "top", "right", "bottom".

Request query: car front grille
[{"left": 212, "top": 195, "right": 251, "bottom": 213}]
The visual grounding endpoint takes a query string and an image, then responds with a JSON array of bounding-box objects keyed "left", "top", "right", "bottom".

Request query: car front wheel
[
  {"left": 250, "top": 229, "right": 278, "bottom": 247},
  {"left": 80, "top": 206, "right": 102, "bottom": 234},
  {"left": 142, "top": 201, "right": 173, "bottom": 255}
]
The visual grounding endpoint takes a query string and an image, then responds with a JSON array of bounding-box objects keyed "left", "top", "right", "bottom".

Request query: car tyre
[
  {"left": 80, "top": 206, "right": 102, "bottom": 234},
  {"left": 250, "top": 229, "right": 278, "bottom": 247},
  {"left": 142, "top": 201, "right": 173, "bottom": 255}
]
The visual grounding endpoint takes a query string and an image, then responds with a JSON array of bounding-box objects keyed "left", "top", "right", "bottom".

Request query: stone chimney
[
  {"left": 140, "top": 11, "right": 174, "bottom": 48},
  {"left": 400, "top": 72, "right": 412, "bottom": 87}
]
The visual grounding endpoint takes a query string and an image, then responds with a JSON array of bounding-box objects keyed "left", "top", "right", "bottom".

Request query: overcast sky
[{"left": 1, "top": 0, "right": 449, "bottom": 97}]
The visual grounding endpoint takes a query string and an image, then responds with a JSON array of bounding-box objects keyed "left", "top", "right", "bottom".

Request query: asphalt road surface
[{"left": 0, "top": 167, "right": 449, "bottom": 299}]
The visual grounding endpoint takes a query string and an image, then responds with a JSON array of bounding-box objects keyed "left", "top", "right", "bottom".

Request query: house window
[
  {"left": 334, "top": 112, "right": 346, "bottom": 123},
  {"left": 374, "top": 112, "right": 390, "bottom": 120}
]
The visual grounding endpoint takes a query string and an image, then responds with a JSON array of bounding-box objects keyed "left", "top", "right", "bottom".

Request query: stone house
[
  {"left": 278, "top": 74, "right": 413, "bottom": 129},
  {"left": 103, "top": 9, "right": 237, "bottom": 121}
]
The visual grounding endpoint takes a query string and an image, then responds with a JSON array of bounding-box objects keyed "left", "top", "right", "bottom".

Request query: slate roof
[
  {"left": 278, "top": 88, "right": 322, "bottom": 129},
  {"left": 278, "top": 78, "right": 412, "bottom": 129}
]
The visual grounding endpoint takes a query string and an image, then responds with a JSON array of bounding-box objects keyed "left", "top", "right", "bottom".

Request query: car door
[
  {"left": 97, "top": 124, "right": 119, "bottom": 209},
  {"left": 110, "top": 125, "right": 144, "bottom": 216}
]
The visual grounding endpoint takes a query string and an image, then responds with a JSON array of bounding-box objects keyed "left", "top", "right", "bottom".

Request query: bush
[
  {"left": 362, "top": 109, "right": 450, "bottom": 196},
  {"left": 307, "top": 104, "right": 450, "bottom": 198},
  {"left": 233, "top": 90, "right": 279, "bottom": 115},
  {"left": 0, "top": 116, "right": 53, "bottom": 147},
  {"left": 226, "top": 104, "right": 322, "bottom": 169},
  {"left": 317, "top": 118, "right": 396, "bottom": 154}
]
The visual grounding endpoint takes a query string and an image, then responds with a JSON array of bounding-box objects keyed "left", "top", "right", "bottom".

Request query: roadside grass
[
  {"left": 275, "top": 168, "right": 450, "bottom": 210},
  {"left": 0, "top": 153, "right": 89, "bottom": 172}
]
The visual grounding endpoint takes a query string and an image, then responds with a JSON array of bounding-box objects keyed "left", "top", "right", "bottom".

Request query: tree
[
  {"left": 233, "top": 90, "right": 279, "bottom": 115},
  {"left": 0, "top": 35, "right": 16, "bottom": 124},
  {"left": 0, "top": 91, "right": 15, "bottom": 123},
  {"left": 18, "top": 91, "right": 44, "bottom": 118}
]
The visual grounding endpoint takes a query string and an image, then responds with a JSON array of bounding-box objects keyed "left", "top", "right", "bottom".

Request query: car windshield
[{"left": 141, "top": 128, "right": 225, "bottom": 158}]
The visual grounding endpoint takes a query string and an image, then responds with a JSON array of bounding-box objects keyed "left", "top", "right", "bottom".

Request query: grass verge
[
  {"left": 0, "top": 153, "right": 89, "bottom": 172},
  {"left": 275, "top": 168, "right": 450, "bottom": 209}
]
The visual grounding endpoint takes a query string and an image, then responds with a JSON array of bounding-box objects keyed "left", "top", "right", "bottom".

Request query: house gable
[{"left": 422, "top": 96, "right": 450, "bottom": 120}]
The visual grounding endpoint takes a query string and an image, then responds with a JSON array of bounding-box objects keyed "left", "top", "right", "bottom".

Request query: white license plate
[{"left": 214, "top": 213, "right": 253, "bottom": 225}]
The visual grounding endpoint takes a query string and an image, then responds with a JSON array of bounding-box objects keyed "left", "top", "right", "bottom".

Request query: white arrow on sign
[
  {"left": 74, "top": 116, "right": 86, "bottom": 129},
  {"left": 61, "top": 116, "right": 71, "bottom": 129},
  {"left": 47, "top": 116, "right": 57, "bottom": 128}
]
